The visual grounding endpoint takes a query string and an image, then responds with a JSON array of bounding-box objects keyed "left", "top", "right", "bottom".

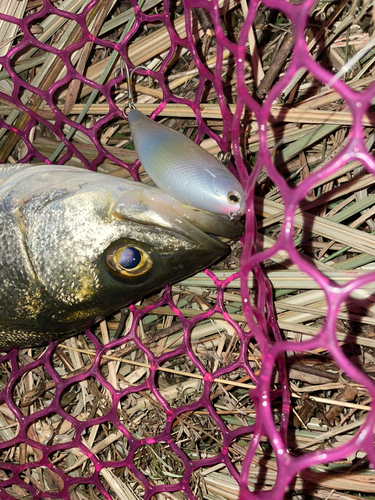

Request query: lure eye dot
[{"left": 228, "top": 191, "right": 241, "bottom": 204}]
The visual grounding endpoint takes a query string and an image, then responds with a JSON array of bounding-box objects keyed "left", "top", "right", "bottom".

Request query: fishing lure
[{"left": 121, "top": 63, "right": 245, "bottom": 218}]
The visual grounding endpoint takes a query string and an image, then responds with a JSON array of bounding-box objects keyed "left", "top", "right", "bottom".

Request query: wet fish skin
[
  {"left": 128, "top": 108, "right": 245, "bottom": 217},
  {"left": 0, "top": 164, "right": 230, "bottom": 349}
]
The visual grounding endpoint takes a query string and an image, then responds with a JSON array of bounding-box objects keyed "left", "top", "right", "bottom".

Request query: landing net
[{"left": 0, "top": 0, "right": 374, "bottom": 499}]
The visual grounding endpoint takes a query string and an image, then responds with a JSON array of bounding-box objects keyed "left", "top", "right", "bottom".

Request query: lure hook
[
  {"left": 116, "top": 59, "right": 150, "bottom": 119},
  {"left": 217, "top": 151, "right": 231, "bottom": 167}
]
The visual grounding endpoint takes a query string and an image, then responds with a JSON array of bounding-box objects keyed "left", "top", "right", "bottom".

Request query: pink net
[{"left": 0, "top": 0, "right": 374, "bottom": 498}]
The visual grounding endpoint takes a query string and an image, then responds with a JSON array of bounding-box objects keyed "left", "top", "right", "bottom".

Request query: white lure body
[{"left": 128, "top": 108, "right": 245, "bottom": 217}]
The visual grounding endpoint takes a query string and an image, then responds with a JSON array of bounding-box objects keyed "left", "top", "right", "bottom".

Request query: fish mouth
[
  {"left": 111, "top": 185, "right": 244, "bottom": 241},
  {"left": 157, "top": 230, "right": 229, "bottom": 282},
  {"left": 112, "top": 186, "right": 230, "bottom": 263}
]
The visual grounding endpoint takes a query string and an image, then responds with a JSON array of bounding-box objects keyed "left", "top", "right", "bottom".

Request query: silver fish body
[
  {"left": 0, "top": 164, "right": 233, "bottom": 349},
  {"left": 128, "top": 108, "right": 245, "bottom": 217}
]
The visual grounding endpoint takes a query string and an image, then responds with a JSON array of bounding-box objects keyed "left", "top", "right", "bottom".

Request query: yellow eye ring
[
  {"left": 227, "top": 191, "right": 241, "bottom": 204},
  {"left": 106, "top": 245, "right": 152, "bottom": 277}
]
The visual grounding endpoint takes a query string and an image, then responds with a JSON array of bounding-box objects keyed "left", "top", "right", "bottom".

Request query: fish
[
  {"left": 0, "top": 163, "right": 241, "bottom": 349},
  {"left": 127, "top": 108, "right": 245, "bottom": 217}
]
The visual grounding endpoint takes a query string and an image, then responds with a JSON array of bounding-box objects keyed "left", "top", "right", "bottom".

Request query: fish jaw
[{"left": 0, "top": 166, "right": 229, "bottom": 349}]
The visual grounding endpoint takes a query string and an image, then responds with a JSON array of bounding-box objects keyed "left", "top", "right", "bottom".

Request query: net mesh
[{"left": 0, "top": 0, "right": 374, "bottom": 498}]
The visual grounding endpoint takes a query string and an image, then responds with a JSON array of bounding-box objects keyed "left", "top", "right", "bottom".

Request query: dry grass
[{"left": 0, "top": 0, "right": 375, "bottom": 499}]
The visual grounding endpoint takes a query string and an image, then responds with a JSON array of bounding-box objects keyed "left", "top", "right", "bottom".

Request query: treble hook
[{"left": 115, "top": 59, "right": 150, "bottom": 118}]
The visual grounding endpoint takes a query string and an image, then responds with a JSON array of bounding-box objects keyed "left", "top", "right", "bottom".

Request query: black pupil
[
  {"left": 229, "top": 193, "right": 239, "bottom": 203},
  {"left": 118, "top": 247, "right": 142, "bottom": 269}
]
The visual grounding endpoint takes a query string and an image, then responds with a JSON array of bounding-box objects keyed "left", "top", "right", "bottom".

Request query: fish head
[
  {"left": 96, "top": 183, "right": 231, "bottom": 313},
  {"left": 1, "top": 167, "right": 229, "bottom": 343}
]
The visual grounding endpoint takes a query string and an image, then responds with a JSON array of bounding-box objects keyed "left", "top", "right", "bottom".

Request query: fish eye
[
  {"left": 118, "top": 247, "right": 142, "bottom": 269},
  {"left": 228, "top": 191, "right": 241, "bottom": 204},
  {"left": 106, "top": 245, "right": 152, "bottom": 277}
]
